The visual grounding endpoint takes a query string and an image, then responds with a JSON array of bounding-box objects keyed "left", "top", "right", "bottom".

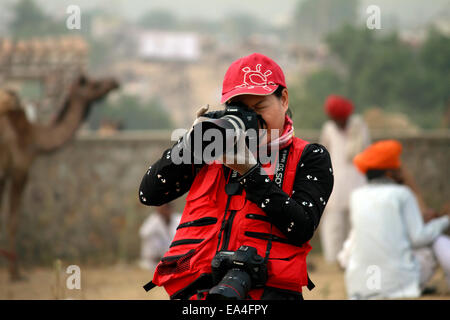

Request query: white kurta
[
  {"left": 139, "top": 212, "right": 182, "bottom": 271},
  {"left": 344, "top": 181, "right": 450, "bottom": 299},
  {"left": 319, "top": 115, "right": 371, "bottom": 262}
]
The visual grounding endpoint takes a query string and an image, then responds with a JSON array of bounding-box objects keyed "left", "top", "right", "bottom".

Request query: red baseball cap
[{"left": 221, "top": 53, "right": 287, "bottom": 104}]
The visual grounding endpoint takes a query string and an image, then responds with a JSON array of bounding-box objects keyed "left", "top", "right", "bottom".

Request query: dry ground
[{"left": 0, "top": 254, "right": 448, "bottom": 300}]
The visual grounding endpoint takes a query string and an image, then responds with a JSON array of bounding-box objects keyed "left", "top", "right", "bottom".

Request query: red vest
[{"left": 152, "top": 137, "right": 311, "bottom": 299}]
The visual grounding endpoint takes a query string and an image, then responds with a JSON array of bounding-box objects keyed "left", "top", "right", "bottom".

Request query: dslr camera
[
  {"left": 207, "top": 245, "right": 267, "bottom": 300},
  {"left": 186, "top": 103, "right": 266, "bottom": 161},
  {"left": 201, "top": 102, "right": 266, "bottom": 135}
]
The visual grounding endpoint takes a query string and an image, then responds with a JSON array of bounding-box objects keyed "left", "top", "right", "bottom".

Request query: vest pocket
[
  {"left": 170, "top": 238, "right": 204, "bottom": 248},
  {"left": 177, "top": 217, "right": 218, "bottom": 230},
  {"left": 244, "top": 231, "right": 290, "bottom": 244},
  {"left": 242, "top": 232, "right": 307, "bottom": 290},
  {"left": 157, "top": 249, "right": 196, "bottom": 275},
  {"left": 266, "top": 253, "right": 306, "bottom": 291},
  {"left": 245, "top": 214, "right": 272, "bottom": 223}
]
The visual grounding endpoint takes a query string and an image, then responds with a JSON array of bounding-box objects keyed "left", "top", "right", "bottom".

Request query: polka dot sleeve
[
  {"left": 240, "top": 143, "right": 334, "bottom": 246},
  {"left": 138, "top": 140, "right": 204, "bottom": 206}
]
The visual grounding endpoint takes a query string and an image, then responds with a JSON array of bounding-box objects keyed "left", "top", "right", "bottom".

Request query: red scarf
[{"left": 262, "top": 114, "right": 294, "bottom": 151}]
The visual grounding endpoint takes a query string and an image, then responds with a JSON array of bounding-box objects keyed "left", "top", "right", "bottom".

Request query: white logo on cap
[{"left": 235, "top": 64, "right": 276, "bottom": 91}]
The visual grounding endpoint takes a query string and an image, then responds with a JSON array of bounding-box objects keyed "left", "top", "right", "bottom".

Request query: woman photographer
[{"left": 139, "top": 53, "right": 334, "bottom": 300}]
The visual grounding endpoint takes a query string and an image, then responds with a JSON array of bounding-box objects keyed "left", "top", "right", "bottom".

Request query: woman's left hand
[{"left": 220, "top": 130, "right": 258, "bottom": 175}]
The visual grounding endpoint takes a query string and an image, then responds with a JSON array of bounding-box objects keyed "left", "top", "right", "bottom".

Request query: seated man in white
[
  {"left": 339, "top": 140, "right": 450, "bottom": 299},
  {"left": 139, "top": 202, "right": 181, "bottom": 271}
]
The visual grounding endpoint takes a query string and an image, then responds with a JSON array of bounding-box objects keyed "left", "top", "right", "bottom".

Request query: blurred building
[
  {"left": 137, "top": 31, "right": 201, "bottom": 62},
  {"left": 110, "top": 28, "right": 329, "bottom": 128}
]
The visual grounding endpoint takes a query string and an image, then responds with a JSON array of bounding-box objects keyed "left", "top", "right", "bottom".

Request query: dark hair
[
  {"left": 273, "top": 85, "right": 284, "bottom": 98},
  {"left": 366, "top": 169, "right": 387, "bottom": 180},
  {"left": 273, "top": 86, "right": 292, "bottom": 118}
]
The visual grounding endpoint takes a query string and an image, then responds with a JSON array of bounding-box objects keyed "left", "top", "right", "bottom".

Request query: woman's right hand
[{"left": 191, "top": 104, "right": 210, "bottom": 128}]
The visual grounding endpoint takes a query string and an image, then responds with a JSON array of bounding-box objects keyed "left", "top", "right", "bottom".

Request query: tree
[
  {"left": 290, "top": 70, "right": 344, "bottom": 129},
  {"left": 291, "top": 0, "right": 359, "bottom": 45},
  {"left": 9, "top": 0, "right": 66, "bottom": 39},
  {"left": 418, "top": 28, "right": 450, "bottom": 108},
  {"left": 292, "top": 25, "right": 450, "bottom": 129}
]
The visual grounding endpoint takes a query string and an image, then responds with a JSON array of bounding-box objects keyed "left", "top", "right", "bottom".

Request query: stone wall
[{"left": 1, "top": 130, "right": 449, "bottom": 266}]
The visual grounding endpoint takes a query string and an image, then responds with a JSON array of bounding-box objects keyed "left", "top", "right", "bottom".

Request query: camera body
[
  {"left": 207, "top": 245, "right": 267, "bottom": 300},
  {"left": 202, "top": 102, "right": 265, "bottom": 133}
]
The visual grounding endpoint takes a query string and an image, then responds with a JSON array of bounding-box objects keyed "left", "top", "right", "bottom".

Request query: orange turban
[
  {"left": 353, "top": 140, "right": 403, "bottom": 174},
  {"left": 325, "top": 95, "right": 354, "bottom": 120}
]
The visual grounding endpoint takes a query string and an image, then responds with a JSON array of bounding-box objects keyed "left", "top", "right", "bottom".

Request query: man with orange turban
[
  {"left": 353, "top": 139, "right": 402, "bottom": 175},
  {"left": 339, "top": 140, "right": 450, "bottom": 299},
  {"left": 319, "top": 95, "right": 371, "bottom": 263}
]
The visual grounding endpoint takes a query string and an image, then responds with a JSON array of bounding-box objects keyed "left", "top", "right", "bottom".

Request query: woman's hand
[{"left": 220, "top": 129, "right": 258, "bottom": 175}]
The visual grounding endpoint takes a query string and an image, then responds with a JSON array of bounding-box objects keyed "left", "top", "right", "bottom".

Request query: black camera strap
[
  {"left": 216, "top": 168, "right": 238, "bottom": 253},
  {"left": 273, "top": 146, "right": 290, "bottom": 189},
  {"left": 264, "top": 145, "right": 290, "bottom": 264}
]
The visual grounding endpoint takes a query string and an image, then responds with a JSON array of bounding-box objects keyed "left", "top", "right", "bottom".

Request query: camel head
[
  {"left": 0, "top": 89, "right": 22, "bottom": 115},
  {"left": 68, "top": 75, "right": 119, "bottom": 104},
  {"left": 54, "top": 75, "right": 119, "bottom": 123}
]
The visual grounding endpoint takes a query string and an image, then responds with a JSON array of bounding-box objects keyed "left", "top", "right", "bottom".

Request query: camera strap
[
  {"left": 273, "top": 146, "right": 290, "bottom": 189},
  {"left": 264, "top": 145, "right": 290, "bottom": 264}
]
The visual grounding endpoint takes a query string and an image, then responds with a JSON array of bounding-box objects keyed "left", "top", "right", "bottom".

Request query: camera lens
[
  {"left": 207, "top": 268, "right": 251, "bottom": 300},
  {"left": 187, "top": 117, "right": 244, "bottom": 161}
]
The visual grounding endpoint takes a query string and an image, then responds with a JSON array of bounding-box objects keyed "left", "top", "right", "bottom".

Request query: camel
[{"left": 0, "top": 75, "right": 119, "bottom": 280}]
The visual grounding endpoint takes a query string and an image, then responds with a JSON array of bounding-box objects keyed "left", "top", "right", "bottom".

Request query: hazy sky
[
  {"left": 2, "top": 0, "right": 301, "bottom": 26},
  {"left": 1, "top": 0, "right": 449, "bottom": 28}
]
